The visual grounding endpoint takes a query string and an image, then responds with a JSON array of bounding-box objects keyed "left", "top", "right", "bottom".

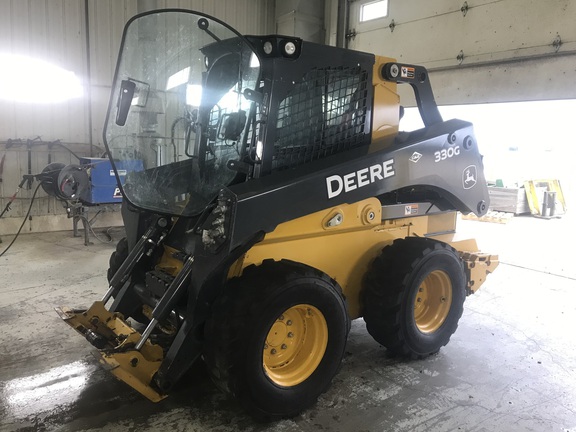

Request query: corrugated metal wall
[
  {"left": 86, "top": 0, "right": 140, "bottom": 148},
  {"left": 0, "top": 0, "right": 274, "bottom": 234},
  {"left": 0, "top": 0, "right": 88, "bottom": 142}
]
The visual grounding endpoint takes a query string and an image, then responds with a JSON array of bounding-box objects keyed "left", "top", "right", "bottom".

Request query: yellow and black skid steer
[{"left": 56, "top": 9, "right": 498, "bottom": 420}]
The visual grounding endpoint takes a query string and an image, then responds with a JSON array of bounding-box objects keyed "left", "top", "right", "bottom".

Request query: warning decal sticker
[
  {"left": 404, "top": 204, "right": 419, "bottom": 216},
  {"left": 401, "top": 66, "right": 415, "bottom": 79}
]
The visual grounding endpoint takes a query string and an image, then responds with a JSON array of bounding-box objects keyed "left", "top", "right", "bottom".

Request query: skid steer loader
[{"left": 57, "top": 9, "right": 498, "bottom": 419}]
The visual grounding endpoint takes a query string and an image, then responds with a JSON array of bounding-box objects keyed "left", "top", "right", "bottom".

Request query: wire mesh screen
[{"left": 272, "top": 66, "right": 369, "bottom": 171}]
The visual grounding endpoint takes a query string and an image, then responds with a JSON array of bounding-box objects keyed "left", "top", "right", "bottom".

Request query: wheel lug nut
[
  {"left": 278, "top": 315, "right": 284, "bottom": 321},
  {"left": 287, "top": 332, "right": 294, "bottom": 338},
  {"left": 281, "top": 344, "right": 287, "bottom": 350},
  {"left": 264, "top": 344, "right": 268, "bottom": 349},
  {"left": 440, "top": 297, "right": 446, "bottom": 302},
  {"left": 419, "top": 287, "right": 423, "bottom": 292},
  {"left": 286, "top": 320, "right": 292, "bottom": 326},
  {"left": 417, "top": 298, "right": 422, "bottom": 302},
  {"left": 271, "top": 349, "right": 277, "bottom": 354}
]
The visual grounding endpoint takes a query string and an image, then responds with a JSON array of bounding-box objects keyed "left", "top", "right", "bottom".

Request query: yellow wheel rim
[
  {"left": 263, "top": 304, "right": 328, "bottom": 387},
  {"left": 414, "top": 270, "right": 453, "bottom": 333}
]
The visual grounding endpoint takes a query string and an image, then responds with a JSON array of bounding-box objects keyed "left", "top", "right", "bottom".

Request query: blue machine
[{"left": 79, "top": 158, "right": 144, "bottom": 204}]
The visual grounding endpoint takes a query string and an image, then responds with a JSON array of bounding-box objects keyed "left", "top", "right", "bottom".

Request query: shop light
[{"left": 0, "top": 54, "right": 83, "bottom": 103}]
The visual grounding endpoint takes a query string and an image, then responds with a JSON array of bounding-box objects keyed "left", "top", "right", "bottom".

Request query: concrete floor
[{"left": 1, "top": 214, "right": 575, "bottom": 432}]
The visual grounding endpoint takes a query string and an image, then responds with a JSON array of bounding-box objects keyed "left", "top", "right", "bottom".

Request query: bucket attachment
[{"left": 55, "top": 301, "right": 166, "bottom": 402}]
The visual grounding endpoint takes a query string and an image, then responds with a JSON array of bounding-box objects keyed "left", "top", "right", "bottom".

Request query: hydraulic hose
[{"left": 0, "top": 182, "right": 43, "bottom": 258}]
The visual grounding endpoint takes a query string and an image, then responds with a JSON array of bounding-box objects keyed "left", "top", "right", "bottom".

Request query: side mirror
[{"left": 116, "top": 80, "right": 136, "bottom": 126}]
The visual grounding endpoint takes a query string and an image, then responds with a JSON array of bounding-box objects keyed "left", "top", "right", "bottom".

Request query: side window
[
  {"left": 273, "top": 67, "right": 369, "bottom": 171},
  {"left": 360, "top": 0, "right": 389, "bottom": 22}
]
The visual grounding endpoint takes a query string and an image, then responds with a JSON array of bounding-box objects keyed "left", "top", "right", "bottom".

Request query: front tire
[
  {"left": 203, "top": 260, "right": 350, "bottom": 420},
  {"left": 107, "top": 237, "right": 128, "bottom": 282},
  {"left": 106, "top": 237, "right": 148, "bottom": 324},
  {"left": 363, "top": 237, "right": 466, "bottom": 358}
]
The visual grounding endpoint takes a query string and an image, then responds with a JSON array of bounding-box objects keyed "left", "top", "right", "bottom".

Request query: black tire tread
[
  {"left": 203, "top": 259, "right": 349, "bottom": 420},
  {"left": 363, "top": 237, "right": 465, "bottom": 359},
  {"left": 107, "top": 237, "right": 128, "bottom": 282}
]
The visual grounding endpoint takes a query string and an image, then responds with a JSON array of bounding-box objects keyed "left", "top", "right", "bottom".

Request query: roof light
[{"left": 284, "top": 42, "right": 296, "bottom": 56}]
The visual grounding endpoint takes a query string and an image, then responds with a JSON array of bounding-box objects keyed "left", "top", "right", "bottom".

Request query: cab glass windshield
[{"left": 104, "top": 11, "right": 260, "bottom": 216}]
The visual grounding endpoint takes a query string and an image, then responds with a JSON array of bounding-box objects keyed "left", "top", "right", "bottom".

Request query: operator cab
[{"left": 104, "top": 10, "right": 384, "bottom": 219}]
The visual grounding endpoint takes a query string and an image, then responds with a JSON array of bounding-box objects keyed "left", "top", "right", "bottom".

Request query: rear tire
[
  {"left": 203, "top": 259, "right": 350, "bottom": 420},
  {"left": 363, "top": 237, "right": 466, "bottom": 358}
]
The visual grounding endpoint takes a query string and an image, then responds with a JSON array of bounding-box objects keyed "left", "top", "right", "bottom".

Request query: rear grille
[{"left": 272, "top": 66, "right": 369, "bottom": 171}]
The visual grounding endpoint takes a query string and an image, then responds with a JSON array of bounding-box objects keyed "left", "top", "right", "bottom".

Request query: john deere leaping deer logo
[{"left": 462, "top": 165, "right": 477, "bottom": 189}]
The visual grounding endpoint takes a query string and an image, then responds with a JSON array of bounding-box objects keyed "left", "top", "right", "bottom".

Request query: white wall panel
[
  {"left": 344, "top": 0, "right": 576, "bottom": 105},
  {"left": 87, "top": 0, "right": 274, "bottom": 146},
  {"left": 158, "top": 0, "right": 275, "bottom": 35},
  {"left": 0, "top": 0, "right": 88, "bottom": 142},
  {"left": 0, "top": 0, "right": 274, "bottom": 144},
  {"left": 0, "top": 0, "right": 274, "bottom": 234},
  {"left": 87, "top": 0, "right": 139, "bottom": 145}
]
